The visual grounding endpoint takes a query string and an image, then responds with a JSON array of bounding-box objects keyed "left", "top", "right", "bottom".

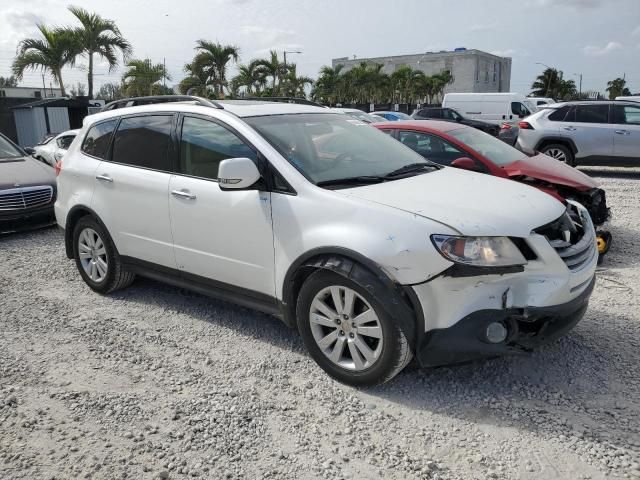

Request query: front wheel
[{"left": 296, "top": 270, "right": 412, "bottom": 387}]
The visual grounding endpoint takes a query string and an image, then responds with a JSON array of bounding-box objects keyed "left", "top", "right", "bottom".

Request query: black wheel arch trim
[
  {"left": 535, "top": 137, "right": 578, "bottom": 155},
  {"left": 281, "top": 247, "right": 423, "bottom": 348}
]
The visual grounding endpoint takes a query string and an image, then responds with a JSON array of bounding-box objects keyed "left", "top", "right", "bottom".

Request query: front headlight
[{"left": 431, "top": 235, "right": 527, "bottom": 267}]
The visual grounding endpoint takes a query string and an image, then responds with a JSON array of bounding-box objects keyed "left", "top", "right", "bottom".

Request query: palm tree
[
  {"left": 311, "top": 64, "right": 344, "bottom": 104},
  {"left": 12, "top": 25, "right": 78, "bottom": 96},
  {"left": 179, "top": 53, "right": 211, "bottom": 96},
  {"left": 232, "top": 60, "right": 267, "bottom": 96},
  {"left": 255, "top": 51, "right": 289, "bottom": 96},
  {"left": 68, "top": 6, "right": 131, "bottom": 98},
  {"left": 606, "top": 77, "right": 631, "bottom": 99},
  {"left": 281, "top": 65, "right": 313, "bottom": 97},
  {"left": 194, "top": 40, "right": 239, "bottom": 98},
  {"left": 122, "top": 59, "right": 170, "bottom": 96}
]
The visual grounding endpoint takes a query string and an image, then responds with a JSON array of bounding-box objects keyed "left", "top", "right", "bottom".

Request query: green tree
[
  {"left": 311, "top": 64, "right": 345, "bottom": 104},
  {"left": 12, "top": 25, "right": 77, "bottom": 97},
  {"left": 68, "top": 6, "right": 131, "bottom": 99},
  {"left": 231, "top": 59, "right": 267, "bottom": 96},
  {"left": 194, "top": 40, "right": 239, "bottom": 98},
  {"left": 280, "top": 64, "right": 313, "bottom": 97},
  {"left": 122, "top": 59, "right": 170, "bottom": 96},
  {"left": 0, "top": 76, "right": 18, "bottom": 87},
  {"left": 96, "top": 82, "right": 124, "bottom": 101},
  {"left": 255, "top": 51, "right": 289, "bottom": 96},
  {"left": 179, "top": 53, "right": 211, "bottom": 96},
  {"left": 606, "top": 77, "right": 631, "bottom": 99}
]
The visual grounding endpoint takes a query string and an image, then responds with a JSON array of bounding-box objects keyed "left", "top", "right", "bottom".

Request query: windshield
[
  {"left": 347, "top": 111, "right": 387, "bottom": 123},
  {"left": 448, "top": 127, "right": 527, "bottom": 166},
  {"left": 392, "top": 112, "right": 411, "bottom": 120},
  {"left": 0, "top": 135, "right": 23, "bottom": 160},
  {"left": 245, "top": 113, "right": 434, "bottom": 185}
]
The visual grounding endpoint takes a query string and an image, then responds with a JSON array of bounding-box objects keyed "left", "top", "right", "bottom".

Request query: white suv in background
[
  {"left": 517, "top": 101, "right": 640, "bottom": 166},
  {"left": 55, "top": 96, "right": 597, "bottom": 386}
]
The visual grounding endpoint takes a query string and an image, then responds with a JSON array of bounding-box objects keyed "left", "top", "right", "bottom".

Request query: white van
[
  {"left": 528, "top": 97, "right": 556, "bottom": 107},
  {"left": 442, "top": 93, "right": 537, "bottom": 125}
]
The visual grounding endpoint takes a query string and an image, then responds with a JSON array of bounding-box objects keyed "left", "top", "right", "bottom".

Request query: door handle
[
  {"left": 563, "top": 126, "right": 577, "bottom": 131},
  {"left": 615, "top": 130, "right": 630, "bottom": 135},
  {"left": 96, "top": 174, "right": 113, "bottom": 182},
  {"left": 171, "top": 189, "right": 196, "bottom": 200}
]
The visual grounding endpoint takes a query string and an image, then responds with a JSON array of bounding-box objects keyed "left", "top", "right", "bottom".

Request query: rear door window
[
  {"left": 574, "top": 104, "right": 609, "bottom": 123},
  {"left": 81, "top": 120, "right": 118, "bottom": 159},
  {"left": 112, "top": 115, "right": 173, "bottom": 171},
  {"left": 611, "top": 105, "right": 640, "bottom": 125}
]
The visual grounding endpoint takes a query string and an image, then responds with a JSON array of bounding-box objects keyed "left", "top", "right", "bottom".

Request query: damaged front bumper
[{"left": 415, "top": 275, "right": 595, "bottom": 367}]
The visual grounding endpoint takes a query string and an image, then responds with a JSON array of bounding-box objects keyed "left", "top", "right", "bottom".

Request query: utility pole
[
  {"left": 573, "top": 73, "right": 582, "bottom": 95},
  {"left": 163, "top": 57, "right": 166, "bottom": 90},
  {"left": 42, "top": 73, "right": 46, "bottom": 97}
]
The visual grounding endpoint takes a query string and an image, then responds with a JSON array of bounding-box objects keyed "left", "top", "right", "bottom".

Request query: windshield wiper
[
  {"left": 316, "top": 175, "right": 386, "bottom": 187},
  {"left": 384, "top": 162, "right": 441, "bottom": 178}
]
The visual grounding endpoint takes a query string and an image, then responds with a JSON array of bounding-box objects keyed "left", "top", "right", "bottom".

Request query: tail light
[
  {"left": 500, "top": 123, "right": 511, "bottom": 130},
  {"left": 54, "top": 160, "right": 62, "bottom": 176},
  {"left": 518, "top": 121, "right": 534, "bottom": 130}
]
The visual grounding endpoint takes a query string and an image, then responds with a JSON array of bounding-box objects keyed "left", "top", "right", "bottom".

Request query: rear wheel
[
  {"left": 541, "top": 143, "right": 575, "bottom": 166},
  {"left": 73, "top": 216, "right": 135, "bottom": 294},
  {"left": 296, "top": 270, "right": 412, "bottom": 386}
]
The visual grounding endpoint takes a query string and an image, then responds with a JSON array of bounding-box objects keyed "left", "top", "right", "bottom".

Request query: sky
[{"left": 0, "top": 0, "right": 639, "bottom": 95}]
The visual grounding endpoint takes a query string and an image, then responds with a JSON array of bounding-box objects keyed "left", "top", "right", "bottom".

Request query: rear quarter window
[
  {"left": 547, "top": 106, "right": 571, "bottom": 121},
  {"left": 81, "top": 119, "right": 119, "bottom": 159}
]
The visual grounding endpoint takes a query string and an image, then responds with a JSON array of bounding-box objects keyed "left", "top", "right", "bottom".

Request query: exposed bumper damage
[{"left": 416, "top": 275, "right": 595, "bottom": 367}]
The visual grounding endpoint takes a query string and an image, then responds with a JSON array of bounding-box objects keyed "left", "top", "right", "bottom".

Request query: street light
[
  {"left": 573, "top": 73, "right": 583, "bottom": 95},
  {"left": 283, "top": 50, "right": 302, "bottom": 67}
]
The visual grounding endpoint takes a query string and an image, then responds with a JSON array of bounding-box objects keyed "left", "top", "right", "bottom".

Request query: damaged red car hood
[{"left": 503, "top": 154, "right": 598, "bottom": 191}]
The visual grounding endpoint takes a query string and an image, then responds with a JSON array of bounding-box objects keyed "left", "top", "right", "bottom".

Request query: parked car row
[{"left": 40, "top": 95, "right": 599, "bottom": 386}]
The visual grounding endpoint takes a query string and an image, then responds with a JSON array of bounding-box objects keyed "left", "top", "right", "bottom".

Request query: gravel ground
[{"left": 1, "top": 169, "right": 639, "bottom": 480}]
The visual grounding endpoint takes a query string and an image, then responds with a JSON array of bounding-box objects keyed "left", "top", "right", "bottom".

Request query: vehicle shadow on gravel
[
  {"left": 109, "top": 276, "right": 308, "bottom": 353},
  {"left": 579, "top": 167, "right": 640, "bottom": 180}
]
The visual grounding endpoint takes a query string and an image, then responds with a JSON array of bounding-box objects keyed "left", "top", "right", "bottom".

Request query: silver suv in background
[{"left": 517, "top": 101, "right": 640, "bottom": 166}]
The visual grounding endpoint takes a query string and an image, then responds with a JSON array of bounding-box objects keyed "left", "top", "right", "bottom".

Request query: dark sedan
[
  {"left": 0, "top": 133, "right": 57, "bottom": 234},
  {"left": 412, "top": 107, "right": 500, "bottom": 136}
]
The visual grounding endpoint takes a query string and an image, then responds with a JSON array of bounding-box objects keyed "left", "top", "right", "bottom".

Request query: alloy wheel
[
  {"left": 545, "top": 148, "right": 567, "bottom": 162},
  {"left": 78, "top": 227, "right": 108, "bottom": 283},
  {"left": 309, "top": 285, "right": 384, "bottom": 371}
]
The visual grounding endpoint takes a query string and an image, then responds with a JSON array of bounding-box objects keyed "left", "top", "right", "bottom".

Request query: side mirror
[
  {"left": 451, "top": 157, "right": 478, "bottom": 171},
  {"left": 218, "top": 157, "right": 261, "bottom": 190},
  {"left": 24, "top": 147, "right": 35, "bottom": 155}
]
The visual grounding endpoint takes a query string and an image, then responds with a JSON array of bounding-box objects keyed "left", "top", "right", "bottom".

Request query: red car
[{"left": 375, "top": 120, "right": 610, "bottom": 226}]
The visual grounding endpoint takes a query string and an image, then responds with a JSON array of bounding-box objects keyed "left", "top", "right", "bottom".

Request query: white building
[{"left": 332, "top": 48, "right": 511, "bottom": 94}]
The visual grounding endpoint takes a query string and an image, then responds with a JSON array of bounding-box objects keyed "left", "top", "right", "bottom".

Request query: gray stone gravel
[{"left": 1, "top": 168, "right": 639, "bottom": 479}]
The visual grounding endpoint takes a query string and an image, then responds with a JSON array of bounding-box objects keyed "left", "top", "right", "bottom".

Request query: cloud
[
  {"left": 583, "top": 41, "right": 623, "bottom": 56},
  {"left": 530, "top": 0, "right": 601, "bottom": 8},
  {"left": 0, "top": 10, "right": 44, "bottom": 51},
  {"left": 239, "top": 25, "right": 296, "bottom": 46},
  {"left": 490, "top": 49, "right": 516, "bottom": 57},
  {"left": 469, "top": 23, "right": 497, "bottom": 32},
  {"left": 632, "top": 26, "right": 640, "bottom": 37}
]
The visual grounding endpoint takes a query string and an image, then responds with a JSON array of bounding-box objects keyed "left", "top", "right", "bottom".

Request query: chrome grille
[
  {"left": 536, "top": 202, "right": 597, "bottom": 272},
  {"left": 0, "top": 186, "right": 53, "bottom": 211}
]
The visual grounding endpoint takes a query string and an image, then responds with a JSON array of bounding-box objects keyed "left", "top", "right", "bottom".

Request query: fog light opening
[{"left": 486, "top": 322, "right": 508, "bottom": 344}]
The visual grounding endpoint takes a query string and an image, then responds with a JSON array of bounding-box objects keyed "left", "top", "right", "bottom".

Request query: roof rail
[
  {"left": 243, "top": 96, "right": 327, "bottom": 108},
  {"left": 101, "top": 95, "right": 224, "bottom": 112}
]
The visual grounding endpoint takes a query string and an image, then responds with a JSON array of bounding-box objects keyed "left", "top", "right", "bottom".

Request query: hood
[
  {"left": 340, "top": 167, "right": 565, "bottom": 238},
  {"left": 503, "top": 153, "right": 598, "bottom": 190},
  {"left": 0, "top": 156, "right": 56, "bottom": 190}
]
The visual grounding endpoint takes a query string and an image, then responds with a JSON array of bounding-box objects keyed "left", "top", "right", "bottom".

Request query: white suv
[
  {"left": 517, "top": 101, "right": 640, "bottom": 166},
  {"left": 55, "top": 97, "right": 598, "bottom": 386}
]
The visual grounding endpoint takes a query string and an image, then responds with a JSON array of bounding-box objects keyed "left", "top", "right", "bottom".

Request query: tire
[
  {"left": 296, "top": 270, "right": 413, "bottom": 387},
  {"left": 72, "top": 216, "right": 135, "bottom": 294},
  {"left": 541, "top": 143, "right": 575, "bottom": 166}
]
